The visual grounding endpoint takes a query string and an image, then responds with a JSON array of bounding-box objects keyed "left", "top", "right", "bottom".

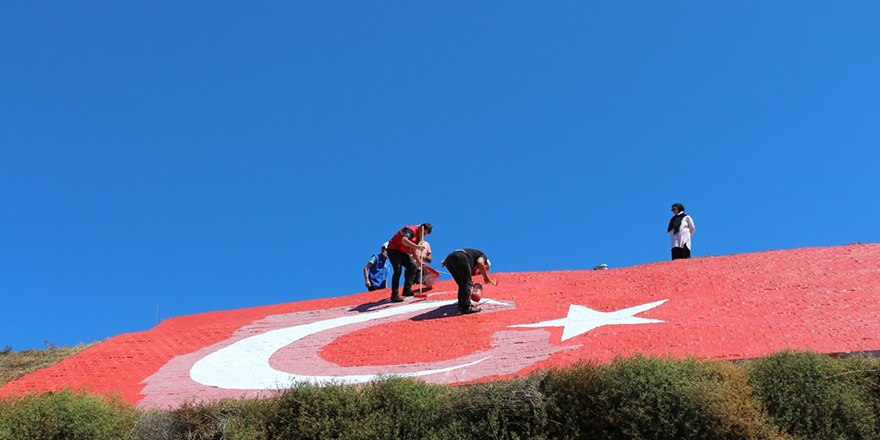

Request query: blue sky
[{"left": 3, "top": 2, "right": 879, "bottom": 351}]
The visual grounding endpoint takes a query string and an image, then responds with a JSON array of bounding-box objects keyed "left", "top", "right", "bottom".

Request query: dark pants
[
  {"left": 387, "top": 248, "right": 417, "bottom": 294},
  {"left": 672, "top": 247, "right": 691, "bottom": 260},
  {"left": 445, "top": 250, "right": 473, "bottom": 311}
]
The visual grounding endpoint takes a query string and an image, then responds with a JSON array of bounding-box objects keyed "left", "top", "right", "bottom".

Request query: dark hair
[
  {"left": 671, "top": 203, "right": 685, "bottom": 213},
  {"left": 420, "top": 223, "right": 433, "bottom": 234}
]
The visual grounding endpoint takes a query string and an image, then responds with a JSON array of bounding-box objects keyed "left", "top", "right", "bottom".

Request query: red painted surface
[{"left": 3, "top": 244, "right": 880, "bottom": 408}]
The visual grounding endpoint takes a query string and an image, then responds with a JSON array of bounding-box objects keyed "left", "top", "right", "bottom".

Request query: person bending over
[{"left": 442, "top": 248, "right": 493, "bottom": 314}]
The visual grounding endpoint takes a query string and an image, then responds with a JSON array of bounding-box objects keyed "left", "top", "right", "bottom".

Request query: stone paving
[{"left": 3, "top": 244, "right": 880, "bottom": 408}]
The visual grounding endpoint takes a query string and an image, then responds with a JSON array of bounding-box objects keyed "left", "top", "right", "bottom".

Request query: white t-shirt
[{"left": 670, "top": 215, "right": 695, "bottom": 249}]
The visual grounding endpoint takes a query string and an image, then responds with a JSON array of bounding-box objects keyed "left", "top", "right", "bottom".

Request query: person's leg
[
  {"left": 681, "top": 246, "right": 691, "bottom": 259},
  {"left": 386, "top": 249, "right": 406, "bottom": 301},
  {"left": 672, "top": 247, "right": 686, "bottom": 260},
  {"left": 446, "top": 252, "right": 473, "bottom": 311},
  {"left": 401, "top": 254, "right": 418, "bottom": 296}
]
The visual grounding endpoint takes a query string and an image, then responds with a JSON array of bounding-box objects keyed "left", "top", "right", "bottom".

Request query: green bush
[
  {"left": 171, "top": 399, "right": 252, "bottom": 440},
  {"left": 689, "top": 361, "right": 790, "bottom": 440},
  {"left": 263, "top": 381, "right": 365, "bottom": 439},
  {"left": 837, "top": 355, "right": 880, "bottom": 430},
  {"left": 129, "top": 397, "right": 275, "bottom": 440},
  {"left": 443, "top": 376, "right": 547, "bottom": 440},
  {"left": 260, "top": 376, "right": 550, "bottom": 440},
  {"left": 222, "top": 398, "right": 276, "bottom": 440},
  {"left": 130, "top": 408, "right": 176, "bottom": 440},
  {"left": 543, "top": 355, "right": 786, "bottom": 440},
  {"left": 0, "top": 389, "right": 138, "bottom": 440},
  {"left": 357, "top": 377, "right": 450, "bottom": 440},
  {"left": 746, "top": 351, "right": 879, "bottom": 440},
  {"left": 4, "top": 353, "right": 880, "bottom": 439},
  {"left": 263, "top": 378, "right": 452, "bottom": 440}
]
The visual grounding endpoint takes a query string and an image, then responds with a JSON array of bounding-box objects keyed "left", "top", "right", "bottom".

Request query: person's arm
[
  {"left": 363, "top": 262, "right": 373, "bottom": 288},
  {"left": 687, "top": 216, "right": 695, "bottom": 236},
  {"left": 475, "top": 257, "right": 495, "bottom": 285},
  {"left": 364, "top": 255, "right": 377, "bottom": 288},
  {"left": 401, "top": 236, "right": 426, "bottom": 251},
  {"left": 398, "top": 227, "right": 425, "bottom": 252}
]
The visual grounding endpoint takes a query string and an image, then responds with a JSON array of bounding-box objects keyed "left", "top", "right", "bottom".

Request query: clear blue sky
[{"left": 3, "top": 2, "right": 879, "bottom": 351}]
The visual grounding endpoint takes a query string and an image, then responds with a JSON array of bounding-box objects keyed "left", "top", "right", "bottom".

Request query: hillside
[{"left": 3, "top": 244, "right": 879, "bottom": 409}]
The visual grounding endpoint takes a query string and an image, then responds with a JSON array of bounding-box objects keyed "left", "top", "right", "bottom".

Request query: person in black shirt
[{"left": 441, "top": 248, "right": 494, "bottom": 314}]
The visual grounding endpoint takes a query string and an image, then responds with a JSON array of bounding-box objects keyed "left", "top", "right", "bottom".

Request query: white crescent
[{"left": 190, "top": 299, "right": 503, "bottom": 389}]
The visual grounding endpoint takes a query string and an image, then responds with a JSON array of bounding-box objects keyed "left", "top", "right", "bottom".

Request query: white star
[{"left": 510, "top": 300, "right": 667, "bottom": 341}]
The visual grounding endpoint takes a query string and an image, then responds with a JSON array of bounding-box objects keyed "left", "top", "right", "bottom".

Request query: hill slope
[{"left": 3, "top": 244, "right": 879, "bottom": 408}]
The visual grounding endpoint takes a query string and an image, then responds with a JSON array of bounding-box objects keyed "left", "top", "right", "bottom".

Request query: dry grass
[{"left": 0, "top": 342, "right": 99, "bottom": 387}]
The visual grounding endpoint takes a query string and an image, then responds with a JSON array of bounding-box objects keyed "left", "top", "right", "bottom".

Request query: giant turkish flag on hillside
[{"left": 3, "top": 245, "right": 879, "bottom": 408}]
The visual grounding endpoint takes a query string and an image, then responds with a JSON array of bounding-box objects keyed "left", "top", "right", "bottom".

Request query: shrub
[
  {"left": 836, "top": 355, "right": 880, "bottom": 428},
  {"left": 263, "top": 380, "right": 387, "bottom": 440},
  {"left": 746, "top": 351, "right": 879, "bottom": 440},
  {"left": 131, "top": 408, "right": 175, "bottom": 440},
  {"left": 543, "top": 355, "right": 786, "bottom": 440},
  {"left": 4, "top": 353, "right": 879, "bottom": 439},
  {"left": 358, "top": 377, "right": 450, "bottom": 440},
  {"left": 0, "top": 389, "right": 138, "bottom": 440},
  {"left": 690, "top": 361, "right": 790, "bottom": 440},
  {"left": 169, "top": 399, "right": 250, "bottom": 440},
  {"left": 444, "top": 376, "right": 547, "bottom": 440},
  {"left": 221, "top": 398, "right": 276, "bottom": 440},
  {"left": 130, "top": 398, "right": 274, "bottom": 440}
]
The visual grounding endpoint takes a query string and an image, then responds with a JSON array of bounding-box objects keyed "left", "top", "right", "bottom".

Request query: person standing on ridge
[
  {"left": 668, "top": 203, "right": 695, "bottom": 260},
  {"left": 441, "top": 248, "right": 494, "bottom": 314},
  {"left": 386, "top": 223, "right": 432, "bottom": 302},
  {"left": 363, "top": 242, "right": 391, "bottom": 291}
]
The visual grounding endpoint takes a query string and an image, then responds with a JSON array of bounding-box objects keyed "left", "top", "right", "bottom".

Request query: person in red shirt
[{"left": 386, "top": 223, "right": 432, "bottom": 302}]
